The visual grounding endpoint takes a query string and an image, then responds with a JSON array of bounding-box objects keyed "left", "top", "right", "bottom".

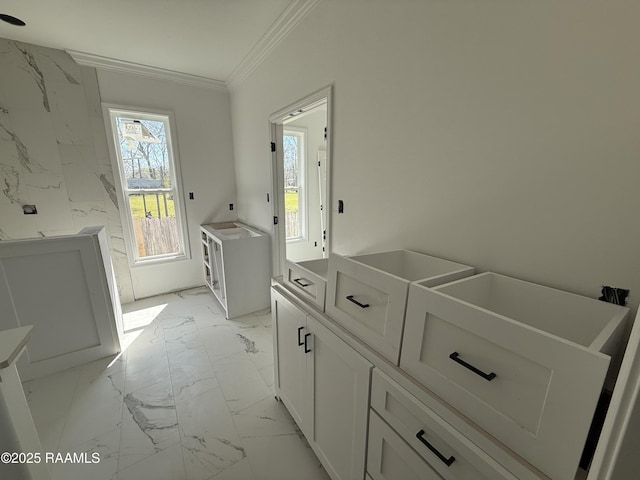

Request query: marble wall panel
[
  {"left": 59, "top": 144, "right": 103, "bottom": 202},
  {"left": 0, "top": 36, "right": 134, "bottom": 302},
  {"left": 49, "top": 82, "right": 95, "bottom": 145},
  {"left": 0, "top": 41, "right": 50, "bottom": 113}
]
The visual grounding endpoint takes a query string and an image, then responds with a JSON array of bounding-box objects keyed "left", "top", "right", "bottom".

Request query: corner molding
[
  {"left": 67, "top": 50, "right": 228, "bottom": 92},
  {"left": 226, "top": 0, "right": 321, "bottom": 91}
]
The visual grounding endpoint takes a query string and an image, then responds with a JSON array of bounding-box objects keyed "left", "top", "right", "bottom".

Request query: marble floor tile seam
[
  {"left": 116, "top": 374, "right": 183, "bottom": 475},
  {"left": 227, "top": 391, "right": 280, "bottom": 419},
  {"left": 47, "top": 366, "right": 92, "bottom": 453},
  {"left": 23, "top": 368, "right": 83, "bottom": 454}
]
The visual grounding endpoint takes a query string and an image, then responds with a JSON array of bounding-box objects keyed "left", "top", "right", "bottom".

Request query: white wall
[
  {"left": 231, "top": 0, "right": 640, "bottom": 313},
  {"left": 98, "top": 70, "right": 237, "bottom": 300}
]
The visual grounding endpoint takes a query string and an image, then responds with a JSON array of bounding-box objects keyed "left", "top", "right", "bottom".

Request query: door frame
[{"left": 269, "top": 85, "right": 333, "bottom": 277}]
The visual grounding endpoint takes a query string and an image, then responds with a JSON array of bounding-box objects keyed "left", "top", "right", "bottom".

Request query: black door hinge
[
  {"left": 324, "top": 127, "right": 327, "bottom": 140},
  {"left": 270, "top": 142, "right": 276, "bottom": 152},
  {"left": 273, "top": 216, "right": 279, "bottom": 225}
]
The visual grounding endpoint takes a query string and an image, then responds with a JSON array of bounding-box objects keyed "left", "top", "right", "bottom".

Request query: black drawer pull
[
  {"left": 449, "top": 352, "right": 496, "bottom": 381},
  {"left": 346, "top": 295, "right": 369, "bottom": 309},
  {"left": 304, "top": 333, "right": 312, "bottom": 353},
  {"left": 297, "top": 326, "right": 304, "bottom": 346},
  {"left": 293, "top": 278, "right": 311, "bottom": 288},
  {"left": 416, "top": 429, "right": 455, "bottom": 467}
]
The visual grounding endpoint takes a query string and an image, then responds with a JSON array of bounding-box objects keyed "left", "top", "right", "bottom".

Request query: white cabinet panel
[
  {"left": 200, "top": 223, "right": 270, "bottom": 319},
  {"left": 284, "top": 258, "right": 327, "bottom": 311},
  {"left": 0, "top": 227, "right": 121, "bottom": 380},
  {"left": 370, "top": 370, "right": 517, "bottom": 480},
  {"left": 400, "top": 273, "right": 629, "bottom": 480},
  {"left": 307, "top": 314, "right": 372, "bottom": 480},
  {"left": 272, "top": 287, "right": 372, "bottom": 480},
  {"left": 367, "top": 410, "right": 443, "bottom": 480},
  {"left": 272, "top": 289, "right": 310, "bottom": 435},
  {"left": 326, "top": 251, "right": 473, "bottom": 364}
]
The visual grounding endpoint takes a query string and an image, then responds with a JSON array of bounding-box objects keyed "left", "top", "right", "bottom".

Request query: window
[
  {"left": 106, "top": 108, "right": 189, "bottom": 264},
  {"left": 283, "top": 129, "right": 305, "bottom": 240}
]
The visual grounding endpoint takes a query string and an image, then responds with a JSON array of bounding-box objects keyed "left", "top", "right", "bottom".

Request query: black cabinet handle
[
  {"left": 293, "top": 278, "right": 311, "bottom": 288},
  {"left": 346, "top": 295, "right": 369, "bottom": 309},
  {"left": 449, "top": 352, "right": 496, "bottom": 381},
  {"left": 297, "top": 326, "right": 304, "bottom": 346},
  {"left": 304, "top": 333, "right": 311, "bottom": 353},
  {"left": 416, "top": 429, "right": 455, "bottom": 467}
]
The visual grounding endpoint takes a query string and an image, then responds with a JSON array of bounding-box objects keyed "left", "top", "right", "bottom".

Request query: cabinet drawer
[
  {"left": 284, "top": 260, "right": 327, "bottom": 311},
  {"left": 370, "top": 370, "right": 516, "bottom": 480},
  {"left": 326, "top": 251, "right": 473, "bottom": 364},
  {"left": 400, "top": 274, "right": 629, "bottom": 480},
  {"left": 368, "top": 410, "right": 443, "bottom": 480}
]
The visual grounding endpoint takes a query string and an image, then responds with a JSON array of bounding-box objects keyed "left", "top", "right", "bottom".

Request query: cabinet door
[
  {"left": 307, "top": 314, "right": 373, "bottom": 480},
  {"left": 272, "top": 290, "right": 310, "bottom": 435}
]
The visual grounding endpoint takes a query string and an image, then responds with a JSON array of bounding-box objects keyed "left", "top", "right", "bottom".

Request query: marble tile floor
[{"left": 23, "top": 287, "right": 330, "bottom": 480}]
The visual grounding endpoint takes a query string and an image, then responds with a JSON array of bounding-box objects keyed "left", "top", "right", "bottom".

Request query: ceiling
[{"left": 0, "top": 0, "right": 298, "bottom": 84}]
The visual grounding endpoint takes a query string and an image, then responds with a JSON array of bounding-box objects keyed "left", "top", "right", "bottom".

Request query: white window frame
[
  {"left": 283, "top": 127, "right": 306, "bottom": 242},
  {"left": 103, "top": 105, "right": 191, "bottom": 266}
]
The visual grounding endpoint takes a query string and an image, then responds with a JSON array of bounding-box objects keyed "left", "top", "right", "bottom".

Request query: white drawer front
[
  {"left": 400, "top": 284, "right": 611, "bottom": 480},
  {"left": 284, "top": 262, "right": 326, "bottom": 310},
  {"left": 326, "top": 255, "right": 408, "bottom": 364},
  {"left": 370, "top": 370, "right": 517, "bottom": 480},
  {"left": 368, "top": 410, "right": 443, "bottom": 480},
  {"left": 418, "top": 314, "right": 551, "bottom": 435}
]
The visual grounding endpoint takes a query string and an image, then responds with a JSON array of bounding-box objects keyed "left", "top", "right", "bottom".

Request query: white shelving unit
[{"left": 200, "top": 222, "right": 270, "bottom": 319}]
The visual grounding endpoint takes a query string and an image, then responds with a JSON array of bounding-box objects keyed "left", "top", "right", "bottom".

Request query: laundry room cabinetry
[
  {"left": 400, "top": 272, "right": 629, "bottom": 480},
  {"left": 325, "top": 250, "right": 474, "bottom": 364},
  {"left": 272, "top": 287, "right": 372, "bottom": 480},
  {"left": 200, "top": 222, "right": 270, "bottom": 319},
  {"left": 275, "top": 247, "right": 634, "bottom": 480}
]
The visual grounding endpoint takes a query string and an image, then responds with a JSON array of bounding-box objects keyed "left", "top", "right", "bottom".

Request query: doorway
[{"left": 270, "top": 86, "right": 332, "bottom": 276}]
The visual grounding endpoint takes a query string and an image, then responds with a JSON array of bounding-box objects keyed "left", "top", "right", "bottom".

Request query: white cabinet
[
  {"left": 272, "top": 288, "right": 310, "bottom": 434},
  {"left": 369, "top": 370, "right": 517, "bottom": 480},
  {"left": 274, "top": 247, "right": 634, "bottom": 480},
  {"left": 400, "top": 272, "right": 629, "bottom": 480},
  {"left": 0, "top": 227, "right": 122, "bottom": 380},
  {"left": 200, "top": 223, "right": 270, "bottom": 319},
  {"left": 326, "top": 250, "right": 474, "bottom": 364},
  {"left": 272, "top": 287, "right": 372, "bottom": 480},
  {"left": 368, "top": 411, "right": 443, "bottom": 480},
  {"left": 284, "top": 258, "right": 328, "bottom": 311}
]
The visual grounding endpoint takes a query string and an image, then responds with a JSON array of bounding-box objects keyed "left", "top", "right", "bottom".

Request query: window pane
[
  {"left": 283, "top": 135, "right": 298, "bottom": 188},
  {"left": 115, "top": 117, "right": 173, "bottom": 190},
  {"left": 284, "top": 132, "right": 303, "bottom": 240},
  {"left": 285, "top": 188, "right": 300, "bottom": 239},
  {"left": 128, "top": 193, "right": 179, "bottom": 258},
  {"left": 109, "top": 108, "right": 187, "bottom": 263}
]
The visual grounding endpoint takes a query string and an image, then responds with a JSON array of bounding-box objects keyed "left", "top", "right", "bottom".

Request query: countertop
[{"left": 0, "top": 326, "right": 33, "bottom": 369}]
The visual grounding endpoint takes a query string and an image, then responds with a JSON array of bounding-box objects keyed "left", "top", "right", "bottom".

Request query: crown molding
[
  {"left": 67, "top": 50, "right": 228, "bottom": 92},
  {"left": 226, "top": 0, "right": 321, "bottom": 91}
]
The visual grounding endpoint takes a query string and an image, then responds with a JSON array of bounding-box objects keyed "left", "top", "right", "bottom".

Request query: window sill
[{"left": 131, "top": 253, "right": 190, "bottom": 268}]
